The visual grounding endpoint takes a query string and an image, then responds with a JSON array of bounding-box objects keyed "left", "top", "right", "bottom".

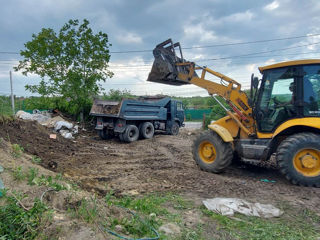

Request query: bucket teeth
[{"left": 147, "top": 39, "right": 197, "bottom": 85}]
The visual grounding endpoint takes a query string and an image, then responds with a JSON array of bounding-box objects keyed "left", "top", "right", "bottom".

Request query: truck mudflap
[
  {"left": 147, "top": 39, "right": 198, "bottom": 86},
  {"left": 95, "top": 117, "right": 104, "bottom": 130},
  {"left": 114, "top": 119, "right": 126, "bottom": 133}
]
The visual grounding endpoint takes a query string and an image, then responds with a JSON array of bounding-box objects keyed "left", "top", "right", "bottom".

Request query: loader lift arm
[{"left": 147, "top": 39, "right": 254, "bottom": 136}]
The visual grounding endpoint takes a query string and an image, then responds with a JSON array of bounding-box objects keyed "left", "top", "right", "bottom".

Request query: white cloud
[
  {"left": 183, "top": 24, "right": 217, "bottom": 42},
  {"left": 246, "top": 63, "right": 257, "bottom": 73},
  {"left": 264, "top": 58, "right": 276, "bottom": 65},
  {"left": 264, "top": 1, "right": 279, "bottom": 11},
  {"left": 116, "top": 32, "right": 143, "bottom": 44},
  {"left": 223, "top": 10, "right": 254, "bottom": 23}
]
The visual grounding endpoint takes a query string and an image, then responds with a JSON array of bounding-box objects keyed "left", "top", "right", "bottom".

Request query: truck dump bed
[{"left": 90, "top": 97, "right": 172, "bottom": 120}]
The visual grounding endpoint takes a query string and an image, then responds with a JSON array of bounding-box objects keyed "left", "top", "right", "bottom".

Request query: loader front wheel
[
  {"left": 123, "top": 125, "right": 139, "bottom": 143},
  {"left": 193, "top": 130, "right": 233, "bottom": 173},
  {"left": 276, "top": 132, "right": 320, "bottom": 187}
]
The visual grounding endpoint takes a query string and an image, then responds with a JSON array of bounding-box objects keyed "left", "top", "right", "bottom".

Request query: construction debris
[
  {"left": 203, "top": 197, "right": 283, "bottom": 218},
  {"left": 16, "top": 110, "right": 78, "bottom": 139}
]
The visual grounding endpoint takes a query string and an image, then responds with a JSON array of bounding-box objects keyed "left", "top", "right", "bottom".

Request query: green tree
[
  {"left": 103, "top": 89, "right": 133, "bottom": 101},
  {"left": 15, "top": 19, "right": 113, "bottom": 119}
]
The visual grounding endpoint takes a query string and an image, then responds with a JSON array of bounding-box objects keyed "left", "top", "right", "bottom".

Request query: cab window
[{"left": 302, "top": 65, "right": 320, "bottom": 116}]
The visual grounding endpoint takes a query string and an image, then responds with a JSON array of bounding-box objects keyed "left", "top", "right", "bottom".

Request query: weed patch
[
  {"left": 0, "top": 191, "right": 48, "bottom": 240},
  {"left": 11, "top": 144, "right": 24, "bottom": 158}
]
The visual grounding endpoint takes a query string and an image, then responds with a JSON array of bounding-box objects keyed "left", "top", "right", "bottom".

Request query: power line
[
  {"left": 109, "top": 33, "right": 320, "bottom": 53},
  {"left": 1, "top": 42, "right": 320, "bottom": 69},
  {"left": 1, "top": 33, "right": 320, "bottom": 55}
]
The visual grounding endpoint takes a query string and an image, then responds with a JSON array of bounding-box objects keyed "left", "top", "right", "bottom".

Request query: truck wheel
[
  {"left": 169, "top": 122, "right": 179, "bottom": 135},
  {"left": 192, "top": 130, "right": 233, "bottom": 173},
  {"left": 123, "top": 125, "right": 139, "bottom": 143},
  {"left": 140, "top": 122, "right": 155, "bottom": 139},
  {"left": 98, "top": 129, "right": 113, "bottom": 140},
  {"left": 119, "top": 132, "right": 124, "bottom": 142},
  {"left": 276, "top": 132, "right": 320, "bottom": 187}
]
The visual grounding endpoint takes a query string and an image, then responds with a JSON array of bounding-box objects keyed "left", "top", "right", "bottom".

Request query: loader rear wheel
[
  {"left": 123, "top": 125, "right": 139, "bottom": 143},
  {"left": 140, "top": 122, "right": 154, "bottom": 139},
  {"left": 277, "top": 132, "right": 320, "bottom": 187},
  {"left": 192, "top": 130, "right": 233, "bottom": 173}
]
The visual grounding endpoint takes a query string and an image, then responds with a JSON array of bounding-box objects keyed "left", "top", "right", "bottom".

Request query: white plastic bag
[
  {"left": 54, "top": 121, "right": 73, "bottom": 131},
  {"left": 203, "top": 198, "right": 283, "bottom": 218}
]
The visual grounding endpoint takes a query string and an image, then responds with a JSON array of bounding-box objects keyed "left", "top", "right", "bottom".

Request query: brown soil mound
[
  {"left": 1, "top": 119, "right": 320, "bottom": 214},
  {"left": 0, "top": 119, "right": 77, "bottom": 170}
]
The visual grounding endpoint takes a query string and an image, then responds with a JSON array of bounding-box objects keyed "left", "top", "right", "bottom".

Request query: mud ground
[{"left": 1, "top": 119, "right": 320, "bottom": 214}]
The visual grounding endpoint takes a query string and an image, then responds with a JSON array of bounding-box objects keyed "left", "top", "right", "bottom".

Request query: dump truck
[
  {"left": 148, "top": 38, "right": 320, "bottom": 187},
  {"left": 90, "top": 96, "right": 185, "bottom": 142}
]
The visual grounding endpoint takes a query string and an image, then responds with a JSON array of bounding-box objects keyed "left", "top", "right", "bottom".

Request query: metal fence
[
  {"left": 185, "top": 108, "right": 212, "bottom": 120},
  {"left": 0, "top": 95, "right": 27, "bottom": 116}
]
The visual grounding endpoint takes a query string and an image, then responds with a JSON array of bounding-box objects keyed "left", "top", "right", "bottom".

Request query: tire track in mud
[{"left": 1, "top": 120, "right": 320, "bottom": 212}]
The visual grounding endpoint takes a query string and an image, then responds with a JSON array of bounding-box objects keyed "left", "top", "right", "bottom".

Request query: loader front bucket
[{"left": 147, "top": 39, "right": 197, "bottom": 86}]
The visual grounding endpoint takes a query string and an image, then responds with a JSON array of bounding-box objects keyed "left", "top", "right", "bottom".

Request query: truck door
[{"left": 176, "top": 101, "right": 185, "bottom": 125}]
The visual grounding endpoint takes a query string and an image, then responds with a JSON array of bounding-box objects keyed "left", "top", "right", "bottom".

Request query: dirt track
[{"left": 1, "top": 119, "right": 320, "bottom": 213}]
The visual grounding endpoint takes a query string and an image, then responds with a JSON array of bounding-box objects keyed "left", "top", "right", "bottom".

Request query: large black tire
[
  {"left": 123, "top": 125, "right": 139, "bottom": 143},
  {"left": 119, "top": 132, "right": 124, "bottom": 142},
  {"left": 98, "top": 129, "right": 113, "bottom": 140},
  {"left": 192, "top": 130, "right": 233, "bottom": 173},
  {"left": 276, "top": 132, "right": 320, "bottom": 187},
  {"left": 168, "top": 122, "right": 179, "bottom": 135},
  {"left": 140, "top": 122, "right": 155, "bottom": 139}
]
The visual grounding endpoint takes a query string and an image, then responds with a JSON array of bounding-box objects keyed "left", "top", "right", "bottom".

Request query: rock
[
  {"left": 159, "top": 223, "right": 181, "bottom": 235},
  {"left": 127, "top": 189, "right": 139, "bottom": 195},
  {"left": 115, "top": 225, "right": 124, "bottom": 233}
]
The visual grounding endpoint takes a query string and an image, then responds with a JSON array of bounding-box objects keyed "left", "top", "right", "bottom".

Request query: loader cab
[{"left": 255, "top": 60, "right": 320, "bottom": 133}]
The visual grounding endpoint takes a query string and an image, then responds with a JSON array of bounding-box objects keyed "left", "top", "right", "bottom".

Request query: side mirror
[
  {"left": 252, "top": 76, "right": 259, "bottom": 89},
  {"left": 250, "top": 74, "right": 260, "bottom": 107}
]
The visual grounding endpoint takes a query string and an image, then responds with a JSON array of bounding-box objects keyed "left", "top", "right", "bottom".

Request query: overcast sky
[{"left": 1, "top": 0, "right": 320, "bottom": 97}]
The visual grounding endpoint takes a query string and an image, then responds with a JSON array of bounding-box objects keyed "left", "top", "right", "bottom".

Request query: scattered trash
[
  {"left": 16, "top": 110, "right": 50, "bottom": 124},
  {"left": 49, "top": 134, "right": 57, "bottom": 139},
  {"left": 16, "top": 110, "right": 79, "bottom": 140},
  {"left": 42, "top": 116, "right": 65, "bottom": 128},
  {"left": 54, "top": 121, "right": 73, "bottom": 131},
  {"left": 260, "top": 179, "right": 276, "bottom": 183},
  {"left": 59, "top": 130, "right": 73, "bottom": 139},
  {"left": 203, "top": 197, "right": 283, "bottom": 218}
]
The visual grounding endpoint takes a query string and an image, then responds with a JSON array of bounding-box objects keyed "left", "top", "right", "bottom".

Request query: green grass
[
  {"left": 11, "top": 144, "right": 24, "bottom": 158},
  {"left": 12, "top": 166, "right": 25, "bottom": 181},
  {"left": 201, "top": 206, "right": 320, "bottom": 240},
  {"left": 31, "top": 156, "right": 42, "bottom": 164},
  {"left": 70, "top": 197, "right": 99, "bottom": 224},
  {"left": 0, "top": 191, "right": 48, "bottom": 240}
]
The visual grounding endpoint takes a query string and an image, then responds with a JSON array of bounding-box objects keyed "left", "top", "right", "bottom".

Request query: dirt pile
[
  {"left": 0, "top": 119, "right": 77, "bottom": 170},
  {"left": 1, "top": 119, "right": 320, "bottom": 215}
]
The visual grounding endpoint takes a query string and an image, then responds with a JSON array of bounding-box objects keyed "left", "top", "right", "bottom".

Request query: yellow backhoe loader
[{"left": 147, "top": 39, "right": 320, "bottom": 187}]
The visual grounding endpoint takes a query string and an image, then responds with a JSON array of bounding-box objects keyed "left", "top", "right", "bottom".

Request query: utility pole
[{"left": 10, "top": 71, "right": 15, "bottom": 115}]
